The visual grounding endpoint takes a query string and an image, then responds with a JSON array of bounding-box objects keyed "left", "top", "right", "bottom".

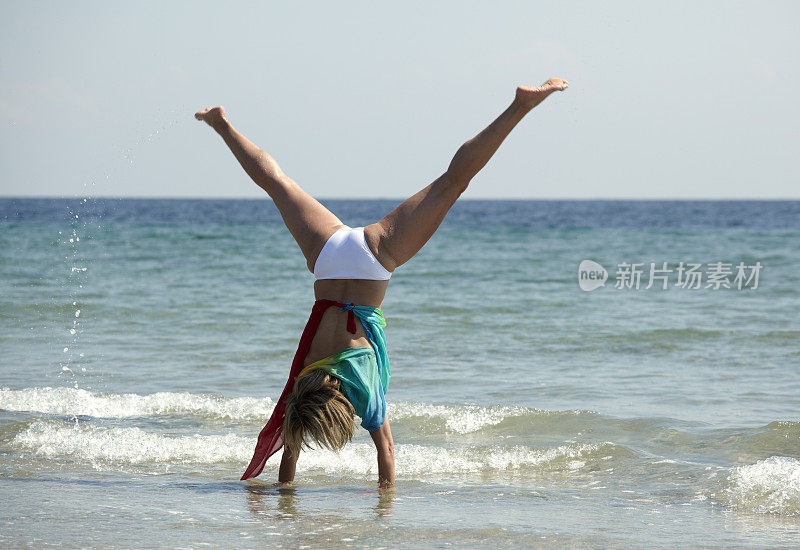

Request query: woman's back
[{"left": 305, "top": 279, "right": 388, "bottom": 367}]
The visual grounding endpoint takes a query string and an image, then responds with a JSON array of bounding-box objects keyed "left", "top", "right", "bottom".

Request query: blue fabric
[{"left": 298, "top": 305, "right": 390, "bottom": 432}]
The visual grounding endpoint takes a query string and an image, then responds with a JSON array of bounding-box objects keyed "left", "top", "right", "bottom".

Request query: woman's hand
[
  {"left": 278, "top": 446, "right": 298, "bottom": 484},
  {"left": 370, "top": 420, "right": 396, "bottom": 487}
]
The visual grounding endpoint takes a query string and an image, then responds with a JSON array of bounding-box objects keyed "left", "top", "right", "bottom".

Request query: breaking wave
[
  {"left": 0, "top": 387, "right": 571, "bottom": 433},
  {"left": 723, "top": 456, "right": 800, "bottom": 516},
  {"left": 8, "top": 419, "right": 612, "bottom": 477},
  {"left": 0, "top": 387, "right": 271, "bottom": 421}
]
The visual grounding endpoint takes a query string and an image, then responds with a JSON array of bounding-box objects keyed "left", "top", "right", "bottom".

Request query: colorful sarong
[
  {"left": 240, "top": 299, "right": 389, "bottom": 480},
  {"left": 298, "top": 345, "right": 390, "bottom": 433}
]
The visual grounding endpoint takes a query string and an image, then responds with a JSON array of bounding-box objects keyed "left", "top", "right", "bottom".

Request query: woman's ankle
[{"left": 213, "top": 117, "right": 232, "bottom": 135}]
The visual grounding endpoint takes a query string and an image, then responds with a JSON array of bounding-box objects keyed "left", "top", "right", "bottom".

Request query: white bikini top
[{"left": 313, "top": 226, "right": 392, "bottom": 281}]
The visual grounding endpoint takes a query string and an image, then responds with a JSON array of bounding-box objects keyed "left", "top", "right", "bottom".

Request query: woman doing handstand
[{"left": 194, "top": 77, "right": 568, "bottom": 488}]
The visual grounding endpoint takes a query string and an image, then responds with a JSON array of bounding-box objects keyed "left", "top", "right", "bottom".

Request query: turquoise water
[{"left": 1, "top": 198, "right": 799, "bottom": 548}]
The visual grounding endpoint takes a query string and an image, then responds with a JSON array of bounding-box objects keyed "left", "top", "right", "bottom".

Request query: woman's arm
[
  {"left": 278, "top": 447, "right": 298, "bottom": 484},
  {"left": 369, "top": 420, "right": 395, "bottom": 488}
]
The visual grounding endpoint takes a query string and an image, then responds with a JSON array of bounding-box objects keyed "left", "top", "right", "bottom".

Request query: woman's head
[{"left": 283, "top": 370, "right": 355, "bottom": 456}]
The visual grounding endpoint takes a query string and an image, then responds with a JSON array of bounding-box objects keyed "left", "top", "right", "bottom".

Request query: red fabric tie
[
  {"left": 240, "top": 299, "right": 356, "bottom": 480},
  {"left": 345, "top": 309, "right": 356, "bottom": 334}
]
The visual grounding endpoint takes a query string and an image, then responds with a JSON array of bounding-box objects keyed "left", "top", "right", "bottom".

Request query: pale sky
[{"left": 1, "top": 1, "right": 798, "bottom": 199}]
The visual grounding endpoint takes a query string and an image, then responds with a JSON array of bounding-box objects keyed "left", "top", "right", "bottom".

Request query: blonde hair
[{"left": 283, "top": 370, "right": 355, "bottom": 456}]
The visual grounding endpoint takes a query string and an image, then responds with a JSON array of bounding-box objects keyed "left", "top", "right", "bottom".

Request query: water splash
[{"left": 724, "top": 456, "right": 800, "bottom": 516}]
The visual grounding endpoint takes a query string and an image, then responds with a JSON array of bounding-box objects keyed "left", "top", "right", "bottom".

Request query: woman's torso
[
  {"left": 303, "top": 224, "right": 392, "bottom": 367},
  {"left": 303, "top": 279, "right": 388, "bottom": 368}
]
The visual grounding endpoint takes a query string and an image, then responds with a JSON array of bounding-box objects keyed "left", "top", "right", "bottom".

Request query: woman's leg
[
  {"left": 366, "top": 78, "right": 568, "bottom": 271},
  {"left": 195, "top": 106, "right": 345, "bottom": 272}
]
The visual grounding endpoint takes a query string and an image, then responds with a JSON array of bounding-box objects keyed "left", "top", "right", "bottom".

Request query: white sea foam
[
  {"left": 10, "top": 420, "right": 604, "bottom": 476},
  {"left": 13, "top": 422, "right": 248, "bottom": 465},
  {"left": 388, "top": 401, "right": 533, "bottom": 434},
  {"left": 724, "top": 456, "right": 800, "bottom": 516},
  {"left": 1, "top": 387, "right": 553, "bottom": 433},
  {"left": 0, "top": 387, "right": 274, "bottom": 421}
]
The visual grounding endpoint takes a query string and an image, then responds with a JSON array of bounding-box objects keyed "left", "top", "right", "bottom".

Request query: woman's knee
[{"left": 442, "top": 170, "right": 471, "bottom": 197}]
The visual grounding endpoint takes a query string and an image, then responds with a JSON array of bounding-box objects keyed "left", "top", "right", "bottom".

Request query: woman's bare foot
[
  {"left": 515, "top": 78, "right": 569, "bottom": 111},
  {"left": 194, "top": 106, "right": 228, "bottom": 131}
]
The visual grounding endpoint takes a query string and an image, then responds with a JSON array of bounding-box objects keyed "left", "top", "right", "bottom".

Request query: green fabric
[{"left": 299, "top": 304, "right": 390, "bottom": 432}]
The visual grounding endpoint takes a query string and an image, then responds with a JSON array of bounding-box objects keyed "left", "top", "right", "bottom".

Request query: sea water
[{"left": 1, "top": 198, "right": 799, "bottom": 548}]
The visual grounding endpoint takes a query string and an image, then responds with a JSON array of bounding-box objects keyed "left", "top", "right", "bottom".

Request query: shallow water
[{"left": 1, "top": 198, "right": 799, "bottom": 548}]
